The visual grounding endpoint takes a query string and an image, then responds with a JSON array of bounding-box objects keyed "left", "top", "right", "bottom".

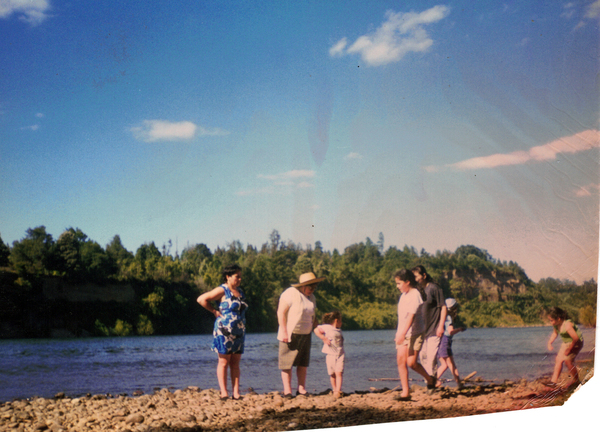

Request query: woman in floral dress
[{"left": 197, "top": 264, "right": 247, "bottom": 399}]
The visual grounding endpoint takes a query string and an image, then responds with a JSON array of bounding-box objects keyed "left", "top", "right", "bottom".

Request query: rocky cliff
[{"left": 442, "top": 268, "right": 529, "bottom": 302}]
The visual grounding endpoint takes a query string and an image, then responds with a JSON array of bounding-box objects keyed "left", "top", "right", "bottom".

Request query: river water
[{"left": 0, "top": 327, "right": 595, "bottom": 402}]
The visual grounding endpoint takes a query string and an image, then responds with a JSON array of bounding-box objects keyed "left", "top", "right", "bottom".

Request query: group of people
[
  {"left": 197, "top": 264, "right": 584, "bottom": 400},
  {"left": 393, "top": 266, "right": 465, "bottom": 400}
]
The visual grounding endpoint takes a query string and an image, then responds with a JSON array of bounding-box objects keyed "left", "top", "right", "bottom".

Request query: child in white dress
[{"left": 314, "top": 311, "right": 345, "bottom": 398}]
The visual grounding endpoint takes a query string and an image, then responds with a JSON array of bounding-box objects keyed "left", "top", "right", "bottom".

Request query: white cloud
[
  {"left": 0, "top": 0, "right": 51, "bottom": 25},
  {"left": 20, "top": 124, "right": 39, "bottom": 131},
  {"left": 344, "top": 152, "right": 363, "bottom": 160},
  {"left": 329, "top": 38, "right": 348, "bottom": 57},
  {"left": 235, "top": 187, "right": 277, "bottom": 197},
  {"left": 130, "top": 120, "right": 229, "bottom": 142},
  {"left": 570, "top": 0, "right": 600, "bottom": 30},
  {"left": 257, "top": 170, "right": 316, "bottom": 181},
  {"left": 425, "top": 130, "right": 600, "bottom": 172},
  {"left": 561, "top": 3, "right": 576, "bottom": 19},
  {"left": 330, "top": 5, "right": 450, "bottom": 66},
  {"left": 35, "top": 112, "right": 44, "bottom": 118},
  {"left": 574, "top": 183, "right": 600, "bottom": 197},
  {"left": 238, "top": 170, "right": 316, "bottom": 195},
  {"left": 585, "top": 0, "right": 600, "bottom": 19}
]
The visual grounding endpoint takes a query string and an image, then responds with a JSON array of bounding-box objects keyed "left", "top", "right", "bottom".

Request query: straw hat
[{"left": 292, "top": 272, "right": 325, "bottom": 287}]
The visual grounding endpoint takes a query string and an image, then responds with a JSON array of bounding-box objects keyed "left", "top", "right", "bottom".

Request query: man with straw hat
[{"left": 277, "top": 272, "right": 325, "bottom": 397}]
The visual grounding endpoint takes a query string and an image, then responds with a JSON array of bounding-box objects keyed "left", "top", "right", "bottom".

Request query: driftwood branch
[{"left": 368, "top": 371, "right": 487, "bottom": 383}]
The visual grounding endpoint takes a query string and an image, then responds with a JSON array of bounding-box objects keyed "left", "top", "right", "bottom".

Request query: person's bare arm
[
  {"left": 436, "top": 305, "right": 447, "bottom": 338},
  {"left": 277, "top": 301, "right": 291, "bottom": 342},
  {"left": 197, "top": 286, "right": 226, "bottom": 318}
]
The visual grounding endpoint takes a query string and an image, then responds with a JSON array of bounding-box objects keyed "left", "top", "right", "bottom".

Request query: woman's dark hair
[
  {"left": 222, "top": 264, "right": 242, "bottom": 280},
  {"left": 322, "top": 311, "right": 342, "bottom": 325},
  {"left": 411, "top": 265, "right": 434, "bottom": 283},
  {"left": 394, "top": 269, "right": 416, "bottom": 286},
  {"left": 547, "top": 306, "right": 568, "bottom": 321}
]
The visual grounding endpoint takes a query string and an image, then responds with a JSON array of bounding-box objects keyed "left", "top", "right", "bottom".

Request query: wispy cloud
[
  {"left": 0, "top": 0, "right": 51, "bottom": 26},
  {"left": 561, "top": 3, "right": 576, "bottom": 19},
  {"left": 20, "top": 124, "right": 39, "bottom": 131},
  {"left": 574, "top": 183, "right": 600, "bottom": 197},
  {"left": 237, "top": 170, "right": 316, "bottom": 196},
  {"left": 130, "top": 120, "right": 229, "bottom": 142},
  {"left": 257, "top": 170, "right": 316, "bottom": 182},
  {"left": 344, "top": 152, "right": 363, "bottom": 160},
  {"left": 329, "top": 38, "right": 348, "bottom": 57},
  {"left": 425, "top": 130, "right": 600, "bottom": 172},
  {"left": 567, "top": 0, "right": 600, "bottom": 30},
  {"left": 329, "top": 5, "right": 450, "bottom": 66}
]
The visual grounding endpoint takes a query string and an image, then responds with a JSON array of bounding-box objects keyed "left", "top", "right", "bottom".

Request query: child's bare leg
[
  {"left": 448, "top": 356, "right": 462, "bottom": 387},
  {"left": 397, "top": 345, "right": 410, "bottom": 397},
  {"left": 437, "top": 357, "right": 448, "bottom": 382},
  {"left": 564, "top": 358, "right": 580, "bottom": 386},
  {"left": 329, "top": 374, "right": 336, "bottom": 393},
  {"left": 335, "top": 372, "right": 343, "bottom": 394},
  {"left": 551, "top": 357, "right": 565, "bottom": 384}
]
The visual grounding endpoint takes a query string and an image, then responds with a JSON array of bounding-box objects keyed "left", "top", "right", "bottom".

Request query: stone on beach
[{"left": 0, "top": 365, "right": 592, "bottom": 432}]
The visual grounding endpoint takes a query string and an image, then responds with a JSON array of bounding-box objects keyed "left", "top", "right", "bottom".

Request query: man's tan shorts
[{"left": 396, "top": 333, "right": 423, "bottom": 355}]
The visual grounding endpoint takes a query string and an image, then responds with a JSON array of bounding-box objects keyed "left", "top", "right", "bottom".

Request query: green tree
[
  {"left": 106, "top": 235, "right": 134, "bottom": 278},
  {"left": 56, "top": 228, "right": 84, "bottom": 277},
  {"left": 112, "top": 319, "right": 133, "bottom": 336},
  {"left": 10, "top": 226, "right": 56, "bottom": 276},
  {"left": 134, "top": 242, "right": 161, "bottom": 279},
  {"left": 579, "top": 305, "right": 596, "bottom": 327},
  {"left": 143, "top": 286, "right": 165, "bottom": 316},
  {"left": 0, "top": 234, "right": 10, "bottom": 267},
  {"left": 137, "top": 314, "right": 154, "bottom": 335},
  {"left": 94, "top": 319, "right": 110, "bottom": 336}
]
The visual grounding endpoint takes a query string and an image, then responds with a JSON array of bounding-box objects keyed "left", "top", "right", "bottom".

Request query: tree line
[{"left": 0, "top": 227, "right": 596, "bottom": 338}]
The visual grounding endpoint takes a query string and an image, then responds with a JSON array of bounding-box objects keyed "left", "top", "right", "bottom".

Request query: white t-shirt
[
  {"left": 316, "top": 324, "right": 345, "bottom": 356},
  {"left": 277, "top": 287, "right": 316, "bottom": 340},
  {"left": 397, "top": 287, "right": 424, "bottom": 338}
]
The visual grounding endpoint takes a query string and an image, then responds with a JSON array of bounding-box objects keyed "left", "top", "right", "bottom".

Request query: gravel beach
[{"left": 1, "top": 361, "right": 593, "bottom": 432}]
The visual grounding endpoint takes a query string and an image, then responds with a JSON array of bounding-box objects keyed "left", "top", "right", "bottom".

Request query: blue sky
[{"left": 1, "top": 0, "right": 599, "bottom": 283}]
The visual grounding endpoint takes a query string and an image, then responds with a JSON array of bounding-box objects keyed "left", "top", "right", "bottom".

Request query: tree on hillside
[
  {"left": 56, "top": 228, "right": 87, "bottom": 277},
  {"left": 268, "top": 229, "right": 281, "bottom": 255},
  {"left": 0, "top": 234, "right": 10, "bottom": 267},
  {"left": 106, "top": 235, "right": 134, "bottom": 278},
  {"left": 181, "top": 243, "right": 212, "bottom": 278},
  {"left": 10, "top": 226, "right": 56, "bottom": 276},
  {"left": 56, "top": 228, "right": 114, "bottom": 281}
]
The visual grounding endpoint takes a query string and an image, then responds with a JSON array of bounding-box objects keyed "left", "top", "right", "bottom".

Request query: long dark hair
[
  {"left": 411, "top": 265, "right": 434, "bottom": 283},
  {"left": 394, "top": 269, "right": 416, "bottom": 286}
]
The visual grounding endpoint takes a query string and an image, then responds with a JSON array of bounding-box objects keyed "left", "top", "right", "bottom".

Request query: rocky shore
[{"left": 0, "top": 363, "right": 594, "bottom": 432}]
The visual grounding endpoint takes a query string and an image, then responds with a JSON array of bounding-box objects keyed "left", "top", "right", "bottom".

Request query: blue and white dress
[{"left": 212, "top": 284, "right": 248, "bottom": 354}]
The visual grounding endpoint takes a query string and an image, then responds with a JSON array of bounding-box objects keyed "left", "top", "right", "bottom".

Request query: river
[{"left": 0, "top": 326, "right": 595, "bottom": 402}]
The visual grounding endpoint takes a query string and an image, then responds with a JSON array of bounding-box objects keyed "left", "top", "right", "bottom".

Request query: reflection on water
[{"left": 0, "top": 326, "right": 595, "bottom": 401}]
